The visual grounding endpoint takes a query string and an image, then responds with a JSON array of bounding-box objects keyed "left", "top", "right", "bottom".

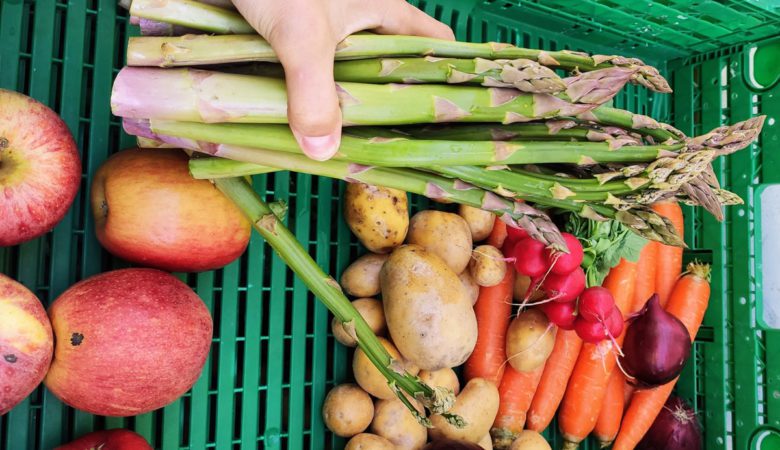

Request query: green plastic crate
[{"left": 1, "top": 1, "right": 778, "bottom": 449}]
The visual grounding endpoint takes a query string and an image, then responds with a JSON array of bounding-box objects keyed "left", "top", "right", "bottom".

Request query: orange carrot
[
  {"left": 652, "top": 201, "right": 684, "bottom": 307},
  {"left": 526, "top": 329, "right": 582, "bottom": 432},
  {"left": 487, "top": 217, "right": 508, "bottom": 248},
  {"left": 612, "top": 262, "right": 711, "bottom": 450},
  {"left": 558, "top": 258, "right": 638, "bottom": 449},
  {"left": 464, "top": 268, "right": 514, "bottom": 386},
  {"left": 594, "top": 370, "right": 625, "bottom": 447},
  {"left": 632, "top": 241, "right": 658, "bottom": 312},
  {"left": 491, "top": 365, "right": 544, "bottom": 448}
]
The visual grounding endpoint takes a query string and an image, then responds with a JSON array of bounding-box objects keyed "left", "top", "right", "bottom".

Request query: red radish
[
  {"left": 542, "top": 266, "right": 586, "bottom": 302},
  {"left": 547, "top": 233, "right": 584, "bottom": 275},
  {"left": 579, "top": 286, "right": 615, "bottom": 322},
  {"left": 605, "top": 306, "right": 625, "bottom": 336},
  {"left": 540, "top": 300, "right": 577, "bottom": 330},
  {"left": 506, "top": 225, "right": 529, "bottom": 241},
  {"left": 574, "top": 316, "right": 609, "bottom": 343},
  {"left": 513, "top": 238, "right": 549, "bottom": 278}
]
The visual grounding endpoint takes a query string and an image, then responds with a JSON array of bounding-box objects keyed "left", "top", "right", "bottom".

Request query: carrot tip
[
  {"left": 685, "top": 261, "right": 711, "bottom": 281},
  {"left": 562, "top": 441, "right": 580, "bottom": 450},
  {"left": 598, "top": 440, "right": 614, "bottom": 449}
]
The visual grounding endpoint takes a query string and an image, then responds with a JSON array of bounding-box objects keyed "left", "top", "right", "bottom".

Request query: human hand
[{"left": 232, "top": 0, "right": 455, "bottom": 160}]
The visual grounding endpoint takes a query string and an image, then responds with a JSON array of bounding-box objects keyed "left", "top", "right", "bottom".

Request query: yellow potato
[
  {"left": 381, "top": 245, "right": 478, "bottom": 371},
  {"left": 509, "top": 430, "right": 551, "bottom": 450},
  {"left": 479, "top": 433, "right": 494, "bottom": 450},
  {"left": 418, "top": 367, "right": 460, "bottom": 395},
  {"left": 506, "top": 309, "right": 556, "bottom": 373},
  {"left": 344, "top": 183, "right": 408, "bottom": 254},
  {"left": 458, "top": 205, "right": 495, "bottom": 242},
  {"left": 332, "top": 298, "right": 387, "bottom": 347},
  {"left": 470, "top": 245, "right": 508, "bottom": 287},
  {"left": 513, "top": 274, "right": 545, "bottom": 302},
  {"left": 345, "top": 433, "right": 395, "bottom": 450},
  {"left": 371, "top": 397, "right": 427, "bottom": 450},
  {"left": 458, "top": 270, "right": 480, "bottom": 306},
  {"left": 407, "top": 210, "right": 473, "bottom": 273},
  {"left": 322, "top": 384, "right": 374, "bottom": 437},
  {"left": 353, "top": 337, "right": 419, "bottom": 399},
  {"left": 341, "top": 253, "right": 389, "bottom": 297},
  {"left": 429, "top": 378, "right": 500, "bottom": 443}
]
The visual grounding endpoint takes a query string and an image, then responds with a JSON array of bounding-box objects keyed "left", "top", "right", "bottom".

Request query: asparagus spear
[
  {"left": 185, "top": 151, "right": 684, "bottom": 247},
  {"left": 130, "top": 0, "right": 253, "bottom": 34},
  {"left": 130, "top": 16, "right": 201, "bottom": 37},
  {"left": 214, "top": 176, "right": 455, "bottom": 425},
  {"left": 112, "top": 67, "right": 621, "bottom": 126},
  {"left": 135, "top": 119, "right": 683, "bottom": 167},
  {"left": 363, "top": 122, "right": 645, "bottom": 147},
  {"left": 125, "top": 32, "right": 671, "bottom": 92}
]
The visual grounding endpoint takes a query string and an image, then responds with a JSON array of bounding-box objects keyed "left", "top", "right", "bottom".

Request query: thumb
[{"left": 270, "top": 24, "right": 342, "bottom": 161}]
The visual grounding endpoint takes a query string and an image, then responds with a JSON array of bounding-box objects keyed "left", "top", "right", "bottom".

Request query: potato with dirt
[
  {"left": 332, "top": 298, "right": 386, "bottom": 347},
  {"left": 469, "top": 245, "right": 507, "bottom": 287},
  {"left": 322, "top": 384, "right": 374, "bottom": 437},
  {"left": 509, "top": 430, "right": 551, "bottom": 450},
  {"left": 353, "top": 337, "right": 419, "bottom": 399},
  {"left": 407, "top": 210, "right": 473, "bottom": 273},
  {"left": 418, "top": 367, "right": 460, "bottom": 395},
  {"left": 459, "top": 205, "right": 495, "bottom": 242},
  {"left": 459, "top": 270, "right": 480, "bottom": 306},
  {"left": 345, "top": 433, "right": 395, "bottom": 450},
  {"left": 371, "top": 397, "right": 427, "bottom": 450},
  {"left": 341, "top": 253, "right": 389, "bottom": 297},
  {"left": 380, "top": 245, "right": 478, "bottom": 371},
  {"left": 429, "top": 378, "right": 500, "bottom": 443},
  {"left": 345, "top": 183, "right": 408, "bottom": 253},
  {"left": 505, "top": 309, "right": 556, "bottom": 372}
]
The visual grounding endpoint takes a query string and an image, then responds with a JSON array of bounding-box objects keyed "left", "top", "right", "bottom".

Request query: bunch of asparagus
[{"left": 117, "top": 0, "right": 764, "bottom": 421}]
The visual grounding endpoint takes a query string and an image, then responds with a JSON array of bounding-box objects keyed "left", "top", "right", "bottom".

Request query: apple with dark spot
[
  {"left": 44, "top": 268, "right": 212, "bottom": 416},
  {"left": 0, "top": 89, "right": 81, "bottom": 247},
  {"left": 91, "top": 148, "right": 250, "bottom": 272},
  {"left": 55, "top": 429, "right": 152, "bottom": 450},
  {"left": 0, "top": 273, "right": 53, "bottom": 415}
]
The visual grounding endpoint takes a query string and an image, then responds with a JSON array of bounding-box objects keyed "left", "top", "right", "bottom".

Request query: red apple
[
  {"left": 55, "top": 429, "right": 152, "bottom": 450},
  {"left": 0, "top": 89, "right": 81, "bottom": 246},
  {"left": 44, "top": 268, "right": 212, "bottom": 416},
  {"left": 0, "top": 273, "right": 53, "bottom": 415},
  {"left": 91, "top": 147, "right": 250, "bottom": 272}
]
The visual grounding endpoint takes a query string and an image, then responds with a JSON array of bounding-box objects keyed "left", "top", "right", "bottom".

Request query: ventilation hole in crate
[
  {"left": 207, "top": 394, "right": 217, "bottom": 443},
  {"left": 235, "top": 339, "right": 245, "bottom": 389},
  {"left": 233, "top": 392, "right": 242, "bottom": 440},
  {"left": 259, "top": 334, "right": 269, "bottom": 387},
  {"left": 237, "top": 288, "right": 247, "bottom": 339},
  {"left": 209, "top": 343, "right": 220, "bottom": 391},
  {"left": 181, "top": 395, "right": 192, "bottom": 447}
]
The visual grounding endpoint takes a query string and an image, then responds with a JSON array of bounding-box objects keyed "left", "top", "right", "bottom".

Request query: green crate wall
[{"left": 0, "top": 1, "right": 777, "bottom": 449}]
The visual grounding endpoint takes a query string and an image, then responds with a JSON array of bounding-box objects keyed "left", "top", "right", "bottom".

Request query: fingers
[
  {"left": 235, "top": 0, "right": 342, "bottom": 161},
  {"left": 367, "top": 0, "right": 455, "bottom": 40}
]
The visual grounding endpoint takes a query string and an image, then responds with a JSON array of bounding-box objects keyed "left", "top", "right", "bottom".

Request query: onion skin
[
  {"left": 424, "top": 439, "right": 483, "bottom": 450},
  {"left": 621, "top": 294, "right": 691, "bottom": 387},
  {"left": 637, "top": 396, "right": 702, "bottom": 450}
]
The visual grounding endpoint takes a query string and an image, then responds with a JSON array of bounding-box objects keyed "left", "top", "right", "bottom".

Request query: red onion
[
  {"left": 620, "top": 294, "right": 692, "bottom": 387},
  {"left": 637, "top": 396, "right": 702, "bottom": 450},
  {"left": 423, "top": 439, "right": 483, "bottom": 450}
]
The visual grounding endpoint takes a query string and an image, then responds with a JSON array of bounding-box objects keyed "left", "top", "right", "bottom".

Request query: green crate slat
[
  {"left": 700, "top": 57, "right": 731, "bottom": 449},
  {"left": 288, "top": 174, "right": 312, "bottom": 449},
  {"left": 310, "top": 176, "right": 334, "bottom": 449},
  {"left": 188, "top": 271, "right": 216, "bottom": 449},
  {"left": 215, "top": 261, "right": 240, "bottom": 450},
  {"left": 728, "top": 55, "right": 762, "bottom": 450}
]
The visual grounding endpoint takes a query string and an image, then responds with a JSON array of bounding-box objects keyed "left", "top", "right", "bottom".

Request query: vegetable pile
[{"left": 104, "top": 0, "right": 763, "bottom": 448}]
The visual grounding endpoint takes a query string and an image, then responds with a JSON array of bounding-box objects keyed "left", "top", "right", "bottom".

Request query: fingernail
[{"left": 296, "top": 132, "right": 340, "bottom": 161}]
